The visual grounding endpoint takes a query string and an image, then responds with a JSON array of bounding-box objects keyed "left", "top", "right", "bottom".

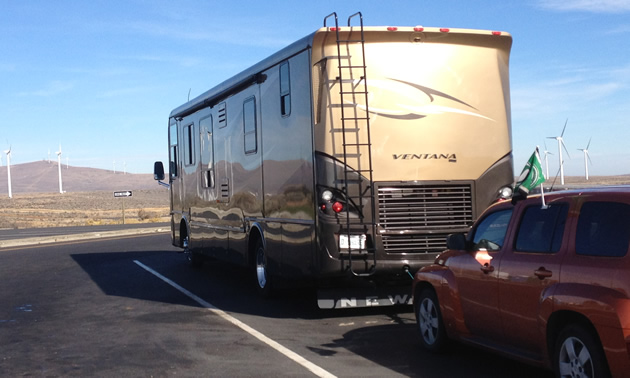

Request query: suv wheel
[
  {"left": 555, "top": 324, "right": 610, "bottom": 378},
  {"left": 416, "top": 288, "right": 448, "bottom": 352}
]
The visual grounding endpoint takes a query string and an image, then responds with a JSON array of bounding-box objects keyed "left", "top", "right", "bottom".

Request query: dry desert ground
[
  {"left": 0, "top": 189, "right": 170, "bottom": 229},
  {"left": 1, "top": 175, "right": 630, "bottom": 230}
]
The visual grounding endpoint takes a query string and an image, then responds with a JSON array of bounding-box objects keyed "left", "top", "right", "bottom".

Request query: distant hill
[
  {"left": 0, "top": 161, "right": 158, "bottom": 194},
  {"left": 3, "top": 160, "right": 629, "bottom": 196}
]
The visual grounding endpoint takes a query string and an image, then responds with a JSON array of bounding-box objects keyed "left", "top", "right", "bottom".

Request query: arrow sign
[{"left": 114, "top": 191, "right": 132, "bottom": 198}]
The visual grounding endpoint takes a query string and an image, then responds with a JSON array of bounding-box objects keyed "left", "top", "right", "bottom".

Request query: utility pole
[
  {"left": 56, "top": 145, "right": 63, "bottom": 194},
  {"left": 5, "top": 148, "right": 12, "bottom": 199}
]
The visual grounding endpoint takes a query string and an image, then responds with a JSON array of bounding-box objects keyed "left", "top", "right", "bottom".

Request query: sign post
[{"left": 113, "top": 191, "right": 132, "bottom": 224}]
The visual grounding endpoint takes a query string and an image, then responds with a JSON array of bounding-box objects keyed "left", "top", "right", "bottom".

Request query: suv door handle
[
  {"left": 534, "top": 267, "right": 553, "bottom": 279},
  {"left": 480, "top": 263, "right": 495, "bottom": 274}
]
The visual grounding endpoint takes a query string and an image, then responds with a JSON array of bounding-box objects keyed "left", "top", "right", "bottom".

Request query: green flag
[{"left": 515, "top": 148, "right": 546, "bottom": 195}]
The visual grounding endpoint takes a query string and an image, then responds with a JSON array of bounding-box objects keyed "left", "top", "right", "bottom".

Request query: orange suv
[{"left": 412, "top": 187, "right": 630, "bottom": 377}]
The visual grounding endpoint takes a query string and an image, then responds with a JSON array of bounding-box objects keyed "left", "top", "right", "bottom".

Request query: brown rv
[{"left": 155, "top": 13, "right": 514, "bottom": 308}]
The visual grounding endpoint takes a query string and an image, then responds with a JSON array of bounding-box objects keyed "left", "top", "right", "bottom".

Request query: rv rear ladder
[{"left": 324, "top": 12, "right": 376, "bottom": 277}]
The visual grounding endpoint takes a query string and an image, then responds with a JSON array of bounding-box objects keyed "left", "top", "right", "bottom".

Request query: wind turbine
[
  {"left": 56, "top": 144, "right": 63, "bottom": 194},
  {"left": 547, "top": 119, "right": 571, "bottom": 185},
  {"left": 5, "top": 146, "right": 12, "bottom": 198},
  {"left": 578, "top": 138, "right": 593, "bottom": 180},
  {"left": 543, "top": 142, "right": 553, "bottom": 180}
]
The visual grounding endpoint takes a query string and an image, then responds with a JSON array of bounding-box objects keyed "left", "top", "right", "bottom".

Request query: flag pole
[{"left": 536, "top": 146, "right": 547, "bottom": 209}]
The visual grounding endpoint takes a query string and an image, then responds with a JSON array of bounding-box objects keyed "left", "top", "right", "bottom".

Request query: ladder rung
[
  {"left": 328, "top": 103, "right": 359, "bottom": 108},
  {"left": 335, "top": 179, "right": 363, "bottom": 184},
  {"left": 340, "top": 91, "right": 368, "bottom": 95},
  {"left": 337, "top": 39, "right": 364, "bottom": 43},
  {"left": 331, "top": 128, "right": 360, "bottom": 132},
  {"left": 344, "top": 143, "right": 371, "bottom": 147},
  {"left": 341, "top": 117, "right": 369, "bottom": 121},
  {"left": 339, "top": 65, "right": 366, "bottom": 69}
]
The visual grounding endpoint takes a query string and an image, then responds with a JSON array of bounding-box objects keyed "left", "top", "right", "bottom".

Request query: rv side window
[
  {"left": 200, "top": 115, "right": 214, "bottom": 188},
  {"left": 280, "top": 61, "right": 291, "bottom": 117},
  {"left": 169, "top": 121, "right": 178, "bottom": 178},
  {"left": 184, "top": 124, "right": 195, "bottom": 166},
  {"left": 243, "top": 97, "right": 257, "bottom": 154}
]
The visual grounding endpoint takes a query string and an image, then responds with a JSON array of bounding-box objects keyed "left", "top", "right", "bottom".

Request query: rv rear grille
[{"left": 377, "top": 183, "right": 473, "bottom": 254}]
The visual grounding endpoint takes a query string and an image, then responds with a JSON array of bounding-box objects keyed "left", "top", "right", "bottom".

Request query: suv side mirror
[
  {"left": 154, "top": 161, "right": 165, "bottom": 181},
  {"left": 446, "top": 233, "right": 468, "bottom": 250}
]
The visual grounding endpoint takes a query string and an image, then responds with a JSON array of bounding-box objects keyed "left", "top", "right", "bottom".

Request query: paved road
[
  {"left": 0, "top": 222, "right": 169, "bottom": 240},
  {"left": 0, "top": 233, "right": 553, "bottom": 377}
]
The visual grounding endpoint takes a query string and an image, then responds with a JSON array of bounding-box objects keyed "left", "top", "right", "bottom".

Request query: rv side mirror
[
  {"left": 446, "top": 233, "right": 468, "bottom": 250},
  {"left": 154, "top": 161, "right": 165, "bottom": 181}
]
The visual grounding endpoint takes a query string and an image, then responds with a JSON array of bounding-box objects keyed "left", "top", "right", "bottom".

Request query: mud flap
[{"left": 317, "top": 286, "right": 413, "bottom": 309}]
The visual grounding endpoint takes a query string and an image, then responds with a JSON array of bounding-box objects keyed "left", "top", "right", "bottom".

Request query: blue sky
[{"left": 1, "top": 0, "right": 629, "bottom": 176}]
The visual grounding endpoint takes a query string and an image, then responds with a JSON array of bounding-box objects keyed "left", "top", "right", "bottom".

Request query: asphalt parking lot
[{"left": 0, "top": 232, "right": 552, "bottom": 377}]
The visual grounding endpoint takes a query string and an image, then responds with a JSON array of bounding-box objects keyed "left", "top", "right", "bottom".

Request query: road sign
[{"left": 114, "top": 191, "right": 132, "bottom": 198}]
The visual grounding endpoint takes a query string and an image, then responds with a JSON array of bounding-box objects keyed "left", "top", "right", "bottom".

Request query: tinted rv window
[
  {"left": 280, "top": 61, "right": 291, "bottom": 116},
  {"left": 200, "top": 115, "right": 214, "bottom": 188},
  {"left": 243, "top": 97, "right": 257, "bottom": 154},
  {"left": 184, "top": 124, "right": 195, "bottom": 166},
  {"left": 169, "top": 121, "right": 178, "bottom": 178}
]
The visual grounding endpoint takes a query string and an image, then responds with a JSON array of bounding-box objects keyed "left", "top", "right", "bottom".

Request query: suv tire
[
  {"left": 554, "top": 324, "right": 610, "bottom": 378},
  {"left": 416, "top": 288, "right": 448, "bottom": 352}
]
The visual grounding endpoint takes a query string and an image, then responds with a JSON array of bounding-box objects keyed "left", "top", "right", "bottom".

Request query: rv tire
[
  {"left": 183, "top": 233, "right": 202, "bottom": 268},
  {"left": 254, "top": 239, "right": 273, "bottom": 297}
]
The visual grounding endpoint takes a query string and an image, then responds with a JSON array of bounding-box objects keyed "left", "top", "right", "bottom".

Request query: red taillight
[
  {"left": 329, "top": 27, "right": 339, "bottom": 31},
  {"left": 320, "top": 204, "right": 327, "bottom": 211},
  {"left": 492, "top": 31, "right": 502, "bottom": 36},
  {"left": 387, "top": 26, "right": 398, "bottom": 31},
  {"left": 440, "top": 28, "right": 450, "bottom": 33},
  {"left": 332, "top": 202, "right": 344, "bottom": 213},
  {"left": 414, "top": 26, "right": 424, "bottom": 32}
]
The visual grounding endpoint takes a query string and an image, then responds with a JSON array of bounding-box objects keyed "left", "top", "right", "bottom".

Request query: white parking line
[{"left": 133, "top": 260, "right": 337, "bottom": 378}]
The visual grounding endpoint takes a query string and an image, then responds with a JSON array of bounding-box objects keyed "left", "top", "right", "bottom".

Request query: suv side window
[
  {"left": 576, "top": 201, "right": 630, "bottom": 257},
  {"left": 515, "top": 204, "right": 568, "bottom": 253},
  {"left": 471, "top": 209, "right": 513, "bottom": 251}
]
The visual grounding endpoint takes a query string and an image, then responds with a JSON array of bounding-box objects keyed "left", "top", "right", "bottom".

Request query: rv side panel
[
  {"left": 260, "top": 50, "right": 316, "bottom": 279},
  {"left": 215, "top": 85, "right": 264, "bottom": 266}
]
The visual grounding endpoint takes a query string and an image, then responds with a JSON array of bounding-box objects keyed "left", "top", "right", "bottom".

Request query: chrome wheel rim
[
  {"left": 255, "top": 247, "right": 267, "bottom": 289},
  {"left": 183, "top": 235, "right": 192, "bottom": 261},
  {"left": 418, "top": 297, "right": 439, "bottom": 345},
  {"left": 558, "top": 336, "right": 594, "bottom": 378}
]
